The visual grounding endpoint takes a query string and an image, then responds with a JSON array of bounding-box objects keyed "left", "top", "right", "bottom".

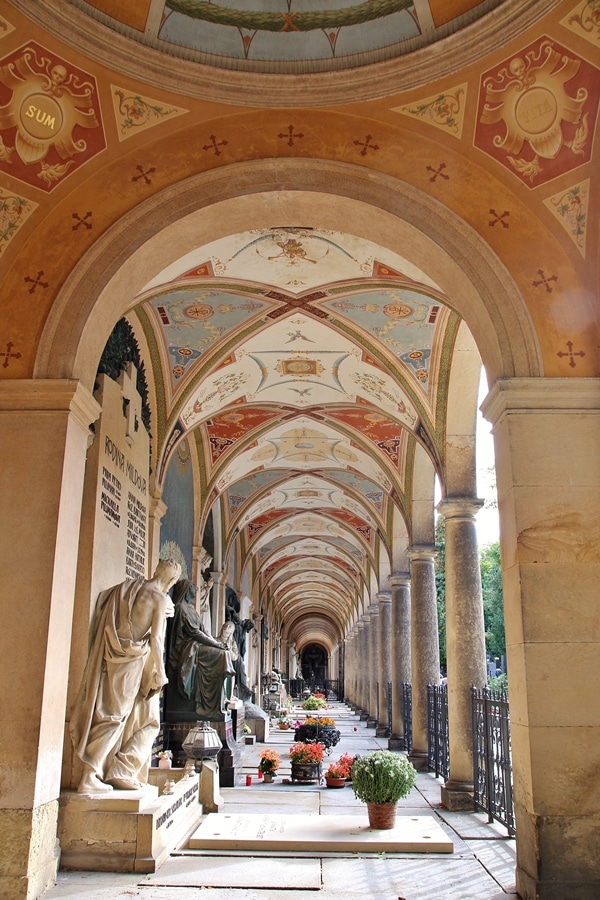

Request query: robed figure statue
[{"left": 167, "top": 579, "right": 234, "bottom": 720}]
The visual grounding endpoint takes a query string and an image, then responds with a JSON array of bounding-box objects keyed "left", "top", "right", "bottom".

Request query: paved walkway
[{"left": 47, "top": 703, "right": 517, "bottom": 899}]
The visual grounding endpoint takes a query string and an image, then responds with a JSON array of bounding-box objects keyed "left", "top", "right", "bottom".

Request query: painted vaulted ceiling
[{"left": 133, "top": 227, "right": 462, "bottom": 646}]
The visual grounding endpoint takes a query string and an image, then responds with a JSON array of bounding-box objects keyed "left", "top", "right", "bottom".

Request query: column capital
[
  {"left": 368, "top": 601, "right": 379, "bottom": 613},
  {"left": 376, "top": 591, "right": 392, "bottom": 604},
  {"left": 437, "top": 497, "right": 484, "bottom": 520},
  {"left": 149, "top": 496, "right": 167, "bottom": 521},
  {"left": 389, "top": 571, "right": 410, "bottom": 586},
  {"left": 0, "top": 378, "right": 101, "bottom": 432},
  {"left": 407, "top": 544, "right": 439, "bottom": 562},
  {"left": 481, "top": 376, "right": 600, "bottom": 427}
]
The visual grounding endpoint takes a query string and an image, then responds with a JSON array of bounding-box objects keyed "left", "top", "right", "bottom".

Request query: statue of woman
[{"left": 167, "top": 579, "right": 234, "bottom": 720}]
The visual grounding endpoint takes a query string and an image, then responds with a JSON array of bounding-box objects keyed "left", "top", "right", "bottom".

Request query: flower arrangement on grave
[
  {"left": 337, "top": 752, "right": 358, "bottom": 780},
  {"left": 289, "top": 741, "right": 326, "bottom": 765},
  {"left": 325, "top": 761, "right": 347, "bottom": 779},
  {"left": 302, "top": 694, "right": 327, "bottom": 710},
  {"left": 277, "top": 714, "right": 291, "bottom": 729},
  {"left": 294, "top": 715, "right": 340, "bottom": 752},
  {"left": 258, "top": 748, "right": 281, "bottom": 776},
  {"left": 351, "top": 751, "right": 417, "bottom": 829},
  {"left": 157, "top": 749, "right": 173, "bottom": 769},
  {"left": 305, "top": 716, "right": 336, "bottom": 727}
]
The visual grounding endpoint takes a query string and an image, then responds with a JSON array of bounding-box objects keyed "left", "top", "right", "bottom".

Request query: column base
[
  {"left": 367, "top": 718, "right": 378, "bottom": 729},
  {"left": 375, "top": 725, "right": 389, "bottom": 737},
  {"left": 388, "top": 734, "right": 406, "bottom": 750},
  {"left": 407, "top": 749, "right": 429, "bottom": 771},
  {"left": 359, "top": 712, "right": 370, "bottom": 721},
  {"left": 441, "top": 780, "right": 475, "bottom": 811}
]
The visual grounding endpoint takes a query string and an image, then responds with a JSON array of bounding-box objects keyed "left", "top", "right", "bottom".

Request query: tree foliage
[{"left": 480, "top": 541, "right": 505, "bottom": 659}]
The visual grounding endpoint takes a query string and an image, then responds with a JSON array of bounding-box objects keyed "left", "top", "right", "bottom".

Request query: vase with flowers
[
  {"left": 157, "top": 750, "right": 173, "bottom": 770},
  {"left": 289, "top": 741, "right": 325, "bottom": 783},
  {"left": 258, "top": 748, "right": 281, "bottom": 783},
  {"left": 324, "top": 761, "right": 347, "bottom": 788},
  {"left": 351, "top": 750, "right": 417, "bottom": 829}
]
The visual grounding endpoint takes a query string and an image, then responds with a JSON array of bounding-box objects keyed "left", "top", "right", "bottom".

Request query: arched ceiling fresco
[
  {"left": 132, "top": 227, "right": 464, "bottom": 651},
  {"left": 68, "top": 0, "right": 505, "bottom": 73}
]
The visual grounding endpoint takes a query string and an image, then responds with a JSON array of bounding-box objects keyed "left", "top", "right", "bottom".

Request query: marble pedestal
[{"left": 58, "top": 771, "right": 201, "bottom": 873}]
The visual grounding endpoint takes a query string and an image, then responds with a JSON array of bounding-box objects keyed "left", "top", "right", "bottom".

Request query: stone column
[
  {"left": 407, "top": 546, "right": 440, "bottom": 770},
  {"left": 368, "top": 602, "right": 379, "bottom": 727},
  {"left": 376, "top": 591, "right": 392, "bottom": 736},
  {"left": 482, "top": 379, "right": 600, "bottom": 900},
  {"left": 438, "top": 497, "right": 487, "bottom": 809},
  {"left": 389, "top": 573, "right": 411, "bottom": 749},
  {"left": 210, "top": 570, "right": 227, "bottom": 637},
  {"left": 0, "top": 380, "right": 99, "bottom": 900},
  {"left": 347, "top": 628, "right": 358, "bottom": 708},
  {"left": 357, "top": 619, "right": 368, "bottom": 717},
  {"left": 147, "top": 496, "right": 167, "bottom": 575}
]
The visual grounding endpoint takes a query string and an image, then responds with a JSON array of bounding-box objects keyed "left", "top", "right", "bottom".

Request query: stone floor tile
[
  {"left": 142, "top": 855, "right": 321, "bottom": 889},
  {"left": 464, "top": 837, "right": 517, "bottom": 892},
  {"left": 322, "top": 856, "right": 516, "bottom": 899}
]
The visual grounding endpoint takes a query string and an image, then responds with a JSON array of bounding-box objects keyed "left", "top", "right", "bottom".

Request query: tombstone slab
[{"left": 189, "top": 812, "right": 453, "bottom": 853}]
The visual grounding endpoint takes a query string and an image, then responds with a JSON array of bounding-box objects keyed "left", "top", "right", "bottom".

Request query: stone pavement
[{"left": 47, "top": 702, "right": 517, "bottom": 899}]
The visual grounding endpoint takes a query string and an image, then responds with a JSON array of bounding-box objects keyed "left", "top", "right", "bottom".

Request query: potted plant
[
  {"left": 302, "top": 694, "right": 327, "bottom": 711},
  {"left": 324, "top": 761, "right": 347, "bottom": 788},
  {"left": 258, "top": 748, "right": 281, "bottom": 783},
  {"left": 277, "top": 714, "right": 290, "bottom": 730},
  {"left": 351, "top": 751, "right": 417, "bottom": 829},
  {"left": 294, "top": 715, "right": 340, "bottom": 752},
  {"left": 336, "top": 752, "right": 358, "bottom": 781},
  {"left": 289, "top": 741, "right": 325, "bottom": 783}
]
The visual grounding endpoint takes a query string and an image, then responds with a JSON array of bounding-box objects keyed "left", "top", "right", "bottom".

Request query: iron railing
[
  {"left": 472, "top": 686, "right": 515, "bottom": 835},
  {"left": 289, "top": 678, "right": 339, "bottom": 700},
  {"left": 427, "top": 684, "right": 449, "bottom": 781},
  {"left": 387, "top": 681, "right": 393, "bottom": 736},
  {"left": 401, "top": 682, "right": 412, "bottom": 751}
]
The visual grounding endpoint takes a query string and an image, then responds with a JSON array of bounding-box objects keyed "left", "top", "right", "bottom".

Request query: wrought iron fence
[
  {"left": 472, "top": 686, "right": 515, "bottom": 835},
  {"left": 289, "top": 678, "right": 339, "bottom": 700},
  {"left": 401, "top": 682, "right": 412, "bottom": 751},
  {"left": 387, "top": 681, "right": 393, "bottom": 736},
  {"left": 427, "top": 684, "right": 449, "bottom": 781}
]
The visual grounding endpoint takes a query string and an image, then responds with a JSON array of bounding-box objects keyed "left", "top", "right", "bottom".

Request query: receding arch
[{"left": 36, "top": 159, "right": 541, "bottom": 389}]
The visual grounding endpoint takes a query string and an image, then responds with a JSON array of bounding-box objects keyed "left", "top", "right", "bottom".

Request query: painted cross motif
[
  {"left": 132, "top": 164, "right": 156, "bottom": 185},
  {"left": 0, "top": 340, "right": 21, "bottom": 368},
  {"left": 24, "top": 270, "right": 48, "bottom": 294},
  {"left": 532, "top": 269, "right": 558, "bottom": 293},
  {"left": 426, "top": 162, "right": 449, "bottom": 182},
  {"left": 278, "top": 125, "right": 304, "bottom": 147},
  {"left": 557, "top": 340, "right": 585, "bottom": 368},
  {"left": 489, "top": 209, "right": 510, "bottom": 228},
  {"left": 353, "top": 134, "right": 379, "bottom": 156},
  {"left": 202, "top": 134, "right": 228, "bottom": 156},
  {"left": 72, "top": 211, "right": 92, "bottom": 230}
]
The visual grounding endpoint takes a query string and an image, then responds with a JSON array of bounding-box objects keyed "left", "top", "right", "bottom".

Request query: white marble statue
[{"left": 71, "top": 558, "right": 182, "bottom": 794}]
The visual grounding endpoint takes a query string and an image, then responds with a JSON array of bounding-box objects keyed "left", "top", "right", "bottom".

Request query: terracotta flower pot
[
  {"left": 325, "top": 776, "right": 346, "bottom": 789},
  {"left": 366, "top": 801, "right": 397, "bottom": 829},
  {"left": 263, "top": 773, "right": 274, "bottom": 783}
]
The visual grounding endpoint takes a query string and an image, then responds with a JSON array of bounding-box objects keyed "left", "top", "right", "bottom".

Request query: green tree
[{"left": 480, "top": 541, "right": 505, "bottom": 659}]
